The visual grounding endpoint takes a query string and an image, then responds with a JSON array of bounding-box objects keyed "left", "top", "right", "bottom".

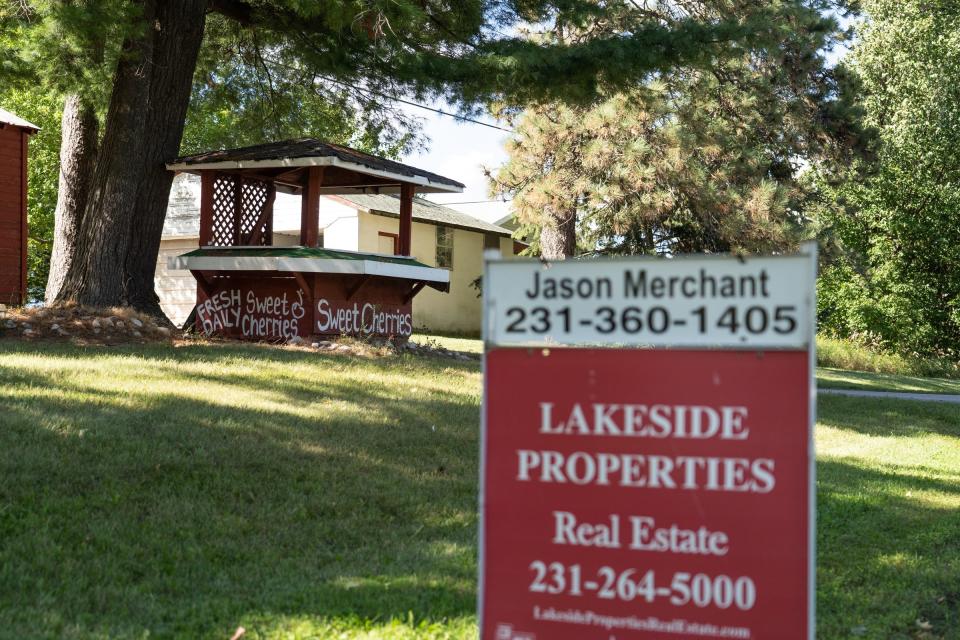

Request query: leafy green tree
[
  {"left": 3, "top": 0, "right": 822, "bottom": 315},
  {"left": 816, "top": 0, "right": 960, "bottom": 356},
  {"left": 181, "top": 15, "right": 423, "bottom": 157},
  {"left": 2, "top": 6, "right": 425, "bottom": 303},
  {"left": 491, "top": 0, "right": 864, "bottom": 259}
]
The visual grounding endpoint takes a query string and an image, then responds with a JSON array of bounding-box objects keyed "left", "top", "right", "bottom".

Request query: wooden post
[
  {"left": 265, "top": 182, "right": 275, "bottom": 245},
  {"left": 199, "top": 171, "right": 215, "bottom": 246},
  {"left": 300, "top": 166, "right": 323, "bottom": 247},
  {"left": 19, "top": 130, "right": 27, "bottom": 305},
  {"left": 399, "top": 183, "right": 414, "bottom": 256},
  {"left": 233, "top": 175, "right": 243, "bottom": 245}
]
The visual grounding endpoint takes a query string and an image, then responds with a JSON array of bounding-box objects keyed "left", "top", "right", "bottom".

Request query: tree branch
[{"left": 207, "top": 0, "right": 253, "bottom": 25}]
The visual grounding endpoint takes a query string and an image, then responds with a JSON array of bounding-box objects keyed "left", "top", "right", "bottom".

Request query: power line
[
  {"left": 264, "top": 57, "right": 513, "bottom": 133},
  {"left": 257, "top": 51, "right": 514, "bottom": 132},
  {"left": 316, "top": 75, "right": 512, "bottom": 133},
  {"left": 431, "top": 198, "right": 514, "bottom": 205},
  {"left": 318, "top": 75, "right": 511, "bottom": 132},
  {"left": 259, "top": 54, "right": 512, "bottom": 131}
]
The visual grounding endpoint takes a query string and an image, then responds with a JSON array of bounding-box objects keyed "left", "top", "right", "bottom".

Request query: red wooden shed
[
  {"left": 0, "top": 108, "right": 38, "bottom": 305},
  {"left": 166, "top": 139, "right": 465, "bottom": 341}
]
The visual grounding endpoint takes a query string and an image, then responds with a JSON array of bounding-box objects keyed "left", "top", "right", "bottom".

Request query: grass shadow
[
  {"left": 817, "top": 459, "right": 960, "bottom": 639},
  {"left": 817, "top": 394, "right": 960, "bottom": 439},
  {"left": 0, "top": 342, "right": 482, "bottom": 639}
]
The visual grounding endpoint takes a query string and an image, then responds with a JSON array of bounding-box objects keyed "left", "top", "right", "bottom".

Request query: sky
[{"left": 399, "top": 105, "right": 513, "bottom": 225}]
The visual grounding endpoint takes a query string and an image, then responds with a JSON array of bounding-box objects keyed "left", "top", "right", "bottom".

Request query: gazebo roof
[
  {"left": 167, "top": 138, "right": 464, "bottom": 194},
  {"left": 0, "top": 108, "right": 39, "bottom": 132},
  {"left": 170, "top": 246, "right": 450, "bottom": 292}
]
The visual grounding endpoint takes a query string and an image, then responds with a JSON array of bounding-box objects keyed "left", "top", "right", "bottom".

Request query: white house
[{"left": 156, "top": 174, "right": 517, "bottom": 333}]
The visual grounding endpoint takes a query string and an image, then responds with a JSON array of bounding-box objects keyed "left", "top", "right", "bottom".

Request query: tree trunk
[
  {"left": 54, "top": 0, "right": 208, "bottom": 317},
  {"left": 45, "top": 94, "right": 99, "bottom": 303},
  {"left": 539, "top": 207, "right": 577, "bottom": 260}
]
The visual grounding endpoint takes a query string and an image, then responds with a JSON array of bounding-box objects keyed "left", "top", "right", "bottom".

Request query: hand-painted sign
[
  {"left": 315, "top": 297, "right": 413, "bottom": 337},
  {"left": 195, "top": 277, "right": 413, "bottom": 340},
  {"left": 480, "top": 248, "right": 816, "bottom": 640},
  {"left": 196, "top": 283, "right": 307, "bottom": 340}
]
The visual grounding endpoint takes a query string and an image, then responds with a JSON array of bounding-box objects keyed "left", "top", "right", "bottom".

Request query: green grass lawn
[
  {"left": 817, "top": 367, "right": 960, "bottom": 394},
  {"left": 0, "top": 341, "right": 958, "bottom": 639},
  {"left": 816, "top": 395, "right": 960, "bottom": 638}
]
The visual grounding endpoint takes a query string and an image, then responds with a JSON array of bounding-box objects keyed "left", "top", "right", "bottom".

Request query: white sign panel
[{"left": 485, "top": 248, "right": 815, "bottom": 349}]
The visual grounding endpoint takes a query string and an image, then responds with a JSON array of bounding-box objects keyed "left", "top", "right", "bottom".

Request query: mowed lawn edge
[
  {"left": 0, "top": 341, "right": 957, "bottom": 638},
  {"left": 418, "top": 333, "right": 960, "bottom": 395}
]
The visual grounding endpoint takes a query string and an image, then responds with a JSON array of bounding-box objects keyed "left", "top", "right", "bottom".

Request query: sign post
[{"left": 479, "top": 247, "right": 816, "bottom": 640}]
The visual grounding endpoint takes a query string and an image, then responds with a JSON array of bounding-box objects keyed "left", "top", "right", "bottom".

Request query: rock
[
  {"left": 131, "top": 330, "right": 142, "bottom": 338},
  {"left": 156, "top": 327, "right": 171, "bottom": 337},
  {"left": 102, "top": 317, "right": 115, "bottom": 328},
  {"left": 130, "top": 318, "right": 144, "bottom": 328},
  {"left": 287, "top": 335, "right": 305, "bottom": 346},
  {"left": 311, "top": 342, "right": 320, "bottom": 348},
  {"left": 115, "top": 320, "right": 125, "bottom": 329},
  {"left": 50, "top": 323, "right": 61, "bottom": 331},
  {"left": 93, "top": 328, "right": 101, "bottom": 335},
  {"left": 55, "top": 328, "right": 69, "bottom": 337},
  {"left": 91, "top": 318, "right": 101, "bottom": 329},
  {"left": 4, "top": 320, "right": 15, "bottom": 329},
  {"left": 336, "top": 344, "right": 352, "bottom": 352}
]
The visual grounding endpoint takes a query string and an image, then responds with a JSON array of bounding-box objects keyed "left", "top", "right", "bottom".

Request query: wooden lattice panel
[
  {"left": 209, "top": 175, "right": 273, "bottom": 246},
  {"left": 210, "top": 175, "right": 237, "bottom": 246},
  {"left": 239, "top": 180, "right": 271, "bottom": 245}
]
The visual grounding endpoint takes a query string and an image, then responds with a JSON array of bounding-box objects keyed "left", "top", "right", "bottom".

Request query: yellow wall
[{"left": 357, "top": 211, "right": 511, "bottom": 334}]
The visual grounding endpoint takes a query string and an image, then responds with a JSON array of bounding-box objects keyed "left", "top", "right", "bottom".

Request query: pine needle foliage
[{"left": 492, "top": 0, "right": 864, "bottom": 257}]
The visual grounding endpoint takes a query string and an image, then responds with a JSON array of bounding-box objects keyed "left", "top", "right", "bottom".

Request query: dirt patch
[{"left": 0, "top": 304, "right": 175, "bottom": 345}]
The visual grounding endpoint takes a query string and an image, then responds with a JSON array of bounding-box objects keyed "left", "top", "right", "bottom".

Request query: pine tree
[
  {"left": 491, "top": 0, "right": 864, "bottom": 259},
  {"left": 3, "top": 0, "right": 822, "bottom": 314}
]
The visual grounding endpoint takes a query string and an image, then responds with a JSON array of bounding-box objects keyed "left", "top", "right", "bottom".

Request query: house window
[
  {"left": 436, "top": 225, "right": 454, "bottom": 268},
  {"left": 378, "top": 231, "right": 399, "bottom": 255}
]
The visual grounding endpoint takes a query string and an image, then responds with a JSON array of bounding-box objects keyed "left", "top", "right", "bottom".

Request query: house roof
[
  {"left": 336, "top": 194, "right": 513, "bottom": 237},
  {"left": 0, "top": 108, "right": 39, "bottom": 132},
  {"left": 166, "top": 138, "right": 464, "bottom": 194}
]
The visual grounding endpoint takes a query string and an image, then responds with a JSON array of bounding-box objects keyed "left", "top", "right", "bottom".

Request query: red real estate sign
[{"left": 480, "top": 251, "right": 816, "bottom": 640}]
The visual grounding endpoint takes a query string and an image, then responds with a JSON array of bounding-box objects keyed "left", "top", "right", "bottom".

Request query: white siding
[
  {"left": 273, "top": 192, "right": 301, "bottom": 232},
  {"left": 321, "top": 201, "right": 360, "bottom": 250},
  {"left": 156, "top": 237, "right": 200, "bottom": 326}
]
